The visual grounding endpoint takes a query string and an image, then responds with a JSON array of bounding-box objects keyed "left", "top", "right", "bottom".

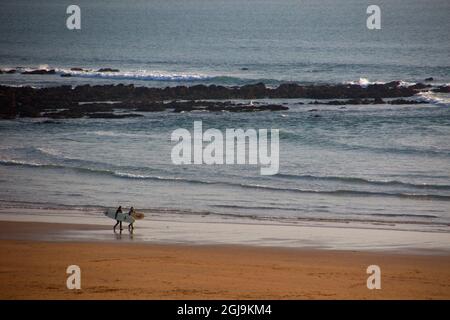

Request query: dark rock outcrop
[
  {"left": 408, "top": 83, "right": 431, "bottom": 90},
  {"left": 309, "top": 98, "right": 427, "bottom": 105},
  {"left": 86, "top": 113, "right": 143, "bottom": 119},
  {"left": 432, "top": 86, "right": 450, "bottom": 93},
  {"left": 0, "top": 69, "right": 17, "bottom": 74},
  {"left": 21, "top": 69, "right": 56, "bottom": 75},
  {"left": 0, "top": 80, "right": 430, "bottom": 119},
  {"left": 388, "top": 99, "right": 428, "bottom": 105},
  {"left": 309, "top": 98, "right": 386, "bottom": 105},
  {"left": 0, "top": 91, "right": 17, "bottom": 119},
  {"left": 43, "top": 109, "right": 84, "bottom": 119},
  {"left": 97, "top": 68, "right": 120, "bottom": 72}
]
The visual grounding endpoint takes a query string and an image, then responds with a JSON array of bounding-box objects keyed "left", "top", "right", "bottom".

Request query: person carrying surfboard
[
  {"left": 128, "top": 207, "right": 135, "bottom": 232},
  {"left": 113, "top": 206, "right": 123, "bottom": 232}
]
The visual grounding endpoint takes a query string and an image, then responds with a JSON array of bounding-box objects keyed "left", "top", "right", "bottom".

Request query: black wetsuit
[{"left": 113, "top": 208, "right": 123, "bottom": 231}]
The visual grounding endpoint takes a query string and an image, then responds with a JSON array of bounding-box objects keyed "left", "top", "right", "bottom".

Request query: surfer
[
  {"left": 128, "top": 207, "right": 135, "bottom": 232},
  {"left": 113, "top": 206, "right": 123, "bottom": 232}
]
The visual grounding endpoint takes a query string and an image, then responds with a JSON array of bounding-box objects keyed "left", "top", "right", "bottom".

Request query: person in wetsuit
[
  {"left": 128, "top": 206, "right": 135, "bottom": 232},
  {"left": 113, "top": 206, "right": 123, "bottom": 232}
]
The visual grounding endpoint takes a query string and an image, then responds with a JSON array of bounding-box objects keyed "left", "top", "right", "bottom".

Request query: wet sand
[{"left": 0, "top": 221, "right": 449, "bottom": 299}]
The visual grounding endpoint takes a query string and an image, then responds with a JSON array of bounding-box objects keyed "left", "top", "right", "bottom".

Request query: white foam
[
  {"left": 0, "top": 158, "right": 44, "bottom": 167},
  {"left": 57, "top": 68, "right": 212, "bottom": 82},
  {"left": 346, "top": 77, "right": 384, "bottom": 87},
  {"left": 36, "top": 147, "right": 62, "bottom": 157},
  {"left": 346, "top": 78, "right": 416, "bottom": 88},
  {"left": 38, "top": 64, "right": 50, "bottom": 71},
  {"left": 113, "top": 172, "right": 153, "bottom": 179},
  {"left": 417, "top": 91, "right": 450, "bottom": 106}
]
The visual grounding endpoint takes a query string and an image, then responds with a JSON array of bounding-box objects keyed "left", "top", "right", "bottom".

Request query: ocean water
[
  {"left": 0, "top": 0, "right": 449, "bottom": 86},
  {"left": 0, "top": 102, "right": 449, "bottom": 232},
  {"left": 0, "top": 0, "right": 450, "bottom": 236}
]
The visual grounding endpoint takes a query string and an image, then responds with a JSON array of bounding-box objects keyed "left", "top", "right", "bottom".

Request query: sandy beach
[
  {"left": 1, "top": 0, "right": 449, "bottom": 305},
  {"left": 0, "top": 221, "right": 449, "bottom": 300}
]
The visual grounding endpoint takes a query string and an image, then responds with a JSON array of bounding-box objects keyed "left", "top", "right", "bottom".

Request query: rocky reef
[
  {"left": 0, "top": 81, "right": 441, "bottom": 119},
  {"left": 309, "top": 98, "right": 428, "bottom": 105}
]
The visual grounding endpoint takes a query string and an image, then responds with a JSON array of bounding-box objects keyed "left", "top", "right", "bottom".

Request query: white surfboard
[{"left": 104, "top": 208, "right": 135, "bottom": 224}]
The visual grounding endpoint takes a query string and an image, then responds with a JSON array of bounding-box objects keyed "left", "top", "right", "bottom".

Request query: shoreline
[
  {"left": 0, "top": 202, "right": 449, "bottom": 254},
  {"left": 0, "top": 221, "right": 449, "bottom": 299},
  {"left": 1, "top": 220, "right": 449, "bottom": 255}
]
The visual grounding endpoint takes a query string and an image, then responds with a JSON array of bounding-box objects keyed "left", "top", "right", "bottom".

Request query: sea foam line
[
  {"left": 57, "top": 68, "right": 212, "bottom": 82},
  {"left": 1, "top": 158, "right": 449, "bottom": 201}
]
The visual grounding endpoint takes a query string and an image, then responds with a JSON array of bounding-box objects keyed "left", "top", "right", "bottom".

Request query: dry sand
[{"left": 0, "top": 221, "right": 449, "bottom": 299}]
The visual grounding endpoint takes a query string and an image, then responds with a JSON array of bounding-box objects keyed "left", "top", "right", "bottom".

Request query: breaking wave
[{"left": 1, "top": 158, "right": 449, "bottom": 201}]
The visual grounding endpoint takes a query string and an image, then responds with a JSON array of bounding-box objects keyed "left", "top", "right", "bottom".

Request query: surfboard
[
  {"left": 131, "top": 211, "right": 145, "bottom": 220},
  {"left": 104, "top": 208, "right": 135, "bottom": 224}
]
